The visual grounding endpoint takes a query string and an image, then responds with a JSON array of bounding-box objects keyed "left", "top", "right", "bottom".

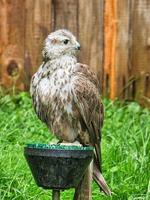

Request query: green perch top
[{"left": 26, "top": 143, "right": 93, "bottom": 151}]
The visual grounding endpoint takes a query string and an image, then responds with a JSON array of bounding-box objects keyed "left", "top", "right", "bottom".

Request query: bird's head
[{"left": 42, "top": 29, "right": 80, "bottom": 60}]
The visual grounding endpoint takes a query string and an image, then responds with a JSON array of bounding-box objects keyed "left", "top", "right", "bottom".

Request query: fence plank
[
  {"left": 78, "top": 0, "right": 104, "bottom": 85},
  {"left": 104, "top": 0, "right": 132, "bottom": 100},
  {"left": 53, "top": 0, "right": 78, "bottom": 36},
  {"left": 0, "top": 0, "right": 25, "bottom": 90},
  {"left": 24, "top": 0, "right": 52, "bottom": 88},
  {"left": 115, "top": 0, "right": 130, "bottom": 99},
  {"left": 103, "top": 0, "right": 117, "bottom": 98},
  {"left": 130, "top": 0, "right": 150, "bottom": 103}
]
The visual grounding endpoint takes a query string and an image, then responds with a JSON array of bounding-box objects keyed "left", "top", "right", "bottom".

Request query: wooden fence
[{"left": 0, "top": 0, "right": 150, "bottom": 106}]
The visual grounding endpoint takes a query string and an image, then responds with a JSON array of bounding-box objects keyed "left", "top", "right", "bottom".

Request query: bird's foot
[{"left": 60, "top": 140, "right": 82, "bottom": 146}]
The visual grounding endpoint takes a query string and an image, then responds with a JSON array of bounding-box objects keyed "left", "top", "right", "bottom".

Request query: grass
[{"left": 0, "top": 92, "right": 149, "bottom": 200}]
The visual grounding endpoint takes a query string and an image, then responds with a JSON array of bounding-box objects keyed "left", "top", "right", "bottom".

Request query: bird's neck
[{"left": 49, "top": 55, "right": 77, "bottom": 69}]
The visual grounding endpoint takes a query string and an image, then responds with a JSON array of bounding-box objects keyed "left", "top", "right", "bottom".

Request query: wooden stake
[
  {"left": 52, "top": 190, "right": 60, "bottom": 200},
  {"left": 75, "top": 161, "right": 93, "bottom": 200}
]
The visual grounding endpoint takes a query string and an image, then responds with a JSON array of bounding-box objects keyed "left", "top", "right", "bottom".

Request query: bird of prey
[{"left": 30, "top": 29, "right": 111, "bottom": 196}]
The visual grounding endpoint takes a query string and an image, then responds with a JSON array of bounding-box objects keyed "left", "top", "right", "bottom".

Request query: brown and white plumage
[{"left": 30, "top": 29, "right": 111, "bottom": 196}]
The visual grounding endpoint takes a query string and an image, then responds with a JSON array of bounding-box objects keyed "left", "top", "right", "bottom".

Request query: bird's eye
[{"left": 64, "top": 39, "right": 69, "bottom": 44}]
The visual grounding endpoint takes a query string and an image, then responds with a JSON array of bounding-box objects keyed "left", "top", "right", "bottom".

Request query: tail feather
[{"left": 93, "top": 163, "right": 111, "bottom": 196}]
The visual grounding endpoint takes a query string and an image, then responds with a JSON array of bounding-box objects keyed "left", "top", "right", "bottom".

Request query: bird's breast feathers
[
  {"left": 31, "top": 60, "right": 100, "bottom": 121},
  {"left": 35, "top": 65, "right": 73, "bottom": 115}
]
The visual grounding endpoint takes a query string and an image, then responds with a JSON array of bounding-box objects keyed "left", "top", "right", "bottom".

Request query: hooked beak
[{"left": 75, "top": 42, "right": 80, "bottom": 50}]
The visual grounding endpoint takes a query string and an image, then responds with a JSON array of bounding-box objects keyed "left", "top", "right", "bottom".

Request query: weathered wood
[
  {"left": 78, "top": 0, "right": 104, "bottom": 84},
  {"left": 0, "top": 0, "right": 150, "bottom": 106},
  {"left": 53, "top": 0, "right": 78, "bottom": 36},
  {"left": 52, "top": 190, "right": 60, "bottom": 200},
  {"left": 74, "top": 161, "right": 93, "bottom": 200},
  {"left": 115, "top": 0, "right": 130, "bottom": 99},
  {"left": 130, "top": 0, "right": 150, "bottom": 103},
  {"left": 103, "top": 0, "right": 117, "bottom": 98},
  {"left": 0, "top": 0, "right": 25, "bottom": 90},
  {"left": 24, "top": 0, "right": 52, "bottom": 88},
  {"left": 104, "top": 0, "right": 130, "bottom": 99}
]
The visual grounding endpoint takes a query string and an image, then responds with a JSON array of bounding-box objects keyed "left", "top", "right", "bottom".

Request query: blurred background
[
  {"left": 0, "top": 0, "right": 150, "bottom": 106},
  {"left": 0, "top": 1, "right": 150, "bottom": 200}
]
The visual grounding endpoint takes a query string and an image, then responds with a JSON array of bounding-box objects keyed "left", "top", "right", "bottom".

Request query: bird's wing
[
  {"left": 72, "top": 63, "right": 111, "bottom": 197},
  {"left": 72, "top": 63, "right": 104, "bottom": 171},
  {"left": 30, "top": 62, "right": 51, "bottom": 124}
]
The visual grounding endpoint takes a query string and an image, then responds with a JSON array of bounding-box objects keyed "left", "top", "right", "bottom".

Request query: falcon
[{"left": 30, "top": 29, "right": 111, "bottom": 196}]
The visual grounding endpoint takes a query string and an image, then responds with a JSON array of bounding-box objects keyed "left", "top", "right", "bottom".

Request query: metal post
[{"left": 52, "top": 190, "right": 60, "bottom": 200}]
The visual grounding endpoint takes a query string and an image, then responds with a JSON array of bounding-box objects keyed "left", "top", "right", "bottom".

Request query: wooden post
[
  {"left": 74, "top": 161, "right": 93, "bottom": 200},
  {"left": 52, "top": 190, "right": 60, "bottom": 200}
]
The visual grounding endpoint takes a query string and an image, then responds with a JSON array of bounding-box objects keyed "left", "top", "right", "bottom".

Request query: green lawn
[{"left": 0, "top": 92, "right": 149, "bottom": 200}]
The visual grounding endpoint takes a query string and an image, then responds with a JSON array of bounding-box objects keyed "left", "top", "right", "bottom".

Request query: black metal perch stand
[{"left": 24, "top": 144, "right": 93, "bottom": 200}]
